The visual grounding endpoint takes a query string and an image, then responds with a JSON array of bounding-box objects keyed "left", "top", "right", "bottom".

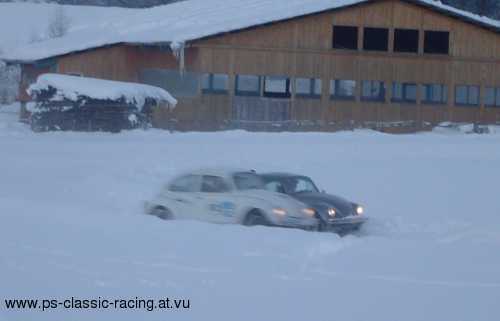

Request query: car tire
[
  {"left": 151, "top": 206, "right": 172, "bottom": 220},
  {"left": 243, "top": 210, "right": 270, "bottom": 227},
  {"left": 317, "top": 221, "right": 330, "bottom": 232}
]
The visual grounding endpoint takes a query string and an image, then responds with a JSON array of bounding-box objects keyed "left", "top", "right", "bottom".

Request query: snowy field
[{"left": 1, "top": 104, "right": 500, "bottom": 321}]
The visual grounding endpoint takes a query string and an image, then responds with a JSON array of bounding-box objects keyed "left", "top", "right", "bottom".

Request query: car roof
[
  {"left": 260, "top": 172, "right": 309, "bottom": 178},
  {"left": 185, "top": 167, "right": 256, "bottom": 177}
]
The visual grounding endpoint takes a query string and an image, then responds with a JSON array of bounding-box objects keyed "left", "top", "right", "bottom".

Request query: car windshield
[
  {"left": 233, "top": 172, "right": 265, "bottom": 190},
  {"left": 270, "top": 176, "right": 319, "bottom": 194}
]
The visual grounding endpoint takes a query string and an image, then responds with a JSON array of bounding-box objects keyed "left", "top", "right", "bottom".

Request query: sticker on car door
[{"left": 209, "top": 201, "right": 236, "bottom": 217}]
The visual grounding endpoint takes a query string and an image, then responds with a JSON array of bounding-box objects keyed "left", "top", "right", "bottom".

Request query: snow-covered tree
[
  {"left": 0, "top": 62, "right": 21, "bottom": 105},
  {"left": 47, "top": 6, "right": 71, "bottom": 39}
]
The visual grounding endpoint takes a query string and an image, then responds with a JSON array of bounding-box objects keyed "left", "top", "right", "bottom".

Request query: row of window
[
  {"left": 201, "top": 73, "right": 500, "bottom": 107},
  {"left": 333, "top": 25, "right": 449, "bottom": 55}
]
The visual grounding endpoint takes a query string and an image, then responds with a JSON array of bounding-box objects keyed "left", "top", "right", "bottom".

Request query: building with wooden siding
[{"left": 4, "top": 0, "right": 500, "bottom": 132}]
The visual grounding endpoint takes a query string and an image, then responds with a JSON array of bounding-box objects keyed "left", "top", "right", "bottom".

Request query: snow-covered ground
[{"left": 1, "top": 103, "right": 500, "bottom": 321}]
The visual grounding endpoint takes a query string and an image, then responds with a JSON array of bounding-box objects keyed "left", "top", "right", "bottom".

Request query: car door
[
  {"left": 199, "top": 175, "right": 237, "bottom": 224},
  {"left": 163, "top": 174, "right": 202, "bottom": 220}
]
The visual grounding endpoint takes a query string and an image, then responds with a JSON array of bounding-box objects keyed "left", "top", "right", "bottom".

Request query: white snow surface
[
  {"left": 1, "top": 0, "right": 499, "bottom": 62},
  {"left": 28, "top": 73, "right": 177, "bottom": 108},
  {"left": 1, "top": 104, "right": 500, "bottom": 321}
]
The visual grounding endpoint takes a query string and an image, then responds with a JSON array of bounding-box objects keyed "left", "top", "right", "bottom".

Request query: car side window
[
  {"left": 201, "top": 175, "right": 230, "bottom": 193},
  {"left": 168, "top": 175, "right": 200, "bottom": 192},
  {"left": 265, "top": 181, "right": 286, "bottom": 194}
]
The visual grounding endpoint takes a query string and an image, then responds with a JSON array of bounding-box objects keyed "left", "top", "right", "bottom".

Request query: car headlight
[
  {"left": 327, "top": 208, "right": 336, "bottom": 217},
  {"left": 302, "top": 208, "right": 316, "bottom": 217},
  {"left": 356, "top": 205, "right": 364, "bottom": 215},
  {"left": 272, "top": 208, "right": 287, "bottom": 216}
]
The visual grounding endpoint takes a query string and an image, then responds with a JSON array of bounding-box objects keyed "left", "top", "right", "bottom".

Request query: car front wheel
[{"left": 243, "top": 210, "right": 270, "bottom": 227}]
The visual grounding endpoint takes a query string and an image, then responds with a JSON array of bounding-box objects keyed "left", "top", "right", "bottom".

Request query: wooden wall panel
[
  {"left": 421, "top": 105, "right": 449, "bottom": 123},
  {"left": 58, "top": 45, "right": 137, "bottom": 82},
  {"left": 361, "top": 0, "right": 392, "bottom": 27},
  {"left": 295, "top": 52, "right": 327, "bottom": 78},
  {"left": 421, "top": 10, "right": 453, "bottom": 31},
  {"left": 418, "top": 59, "right": 450, "bottom": 84},
  {"left": 293, "top": 99, "right": 323, "bottom": 121},
  {"left": 452, "top": 21, "right": 497, "bottom": 59},
  {"left": 210, "top": 48, "right": 232, "bottom": 73},
  {"left": 358, "top": 57, "right": 393, "bottom": 81},
  {"left": 135, "top": 47, "right": 197, "bottom": 71},
  {"left": 452, "top": 61, "right": 483, "bottom": 85},
  {"left": 452, "top": 107, "right": 480, "bottom": 123},
  {"left": 19, "top": 64, "right": 53, "bottom": 102},
  {"left": 296, "top": 14, "right": 331, "bottom": 50},
  {"left": 392, "top": 1, "right": 421, "bottom": 29},
  {"left": 329, "top": 55, "right": 358, "bottom": 80},
  {"left": 331, "top": 6, "right": 360, "bottom": 25},
  {"left": 392, "top": 58, "right": 419, "bottom": 82},
  {"left": 232, "top": 49, "right": 267, "bottom": 75},
  {"left": 265, "top": 51, "right": 292, "bottom": 76}
]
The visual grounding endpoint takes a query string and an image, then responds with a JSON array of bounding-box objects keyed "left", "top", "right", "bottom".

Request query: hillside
[{"left": 0, "top": 0, "right": 180, "bottom": 8}]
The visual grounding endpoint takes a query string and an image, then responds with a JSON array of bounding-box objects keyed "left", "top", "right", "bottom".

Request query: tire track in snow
[{"left": 314, "top": 270, "right": 500, "bottom": 289}]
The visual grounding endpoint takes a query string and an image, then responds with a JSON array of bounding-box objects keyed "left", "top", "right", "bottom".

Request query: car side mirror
[{"left": 321, "top": 189, "right": 326, "bottom": 194}]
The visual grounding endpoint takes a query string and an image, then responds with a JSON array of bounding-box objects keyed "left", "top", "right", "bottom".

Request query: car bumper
[
  {"left": 323, "top": 216, "right": 367, "bottom": 232},
  {"left": 278, "top": 216, "right": 319, "bottom": 230}
]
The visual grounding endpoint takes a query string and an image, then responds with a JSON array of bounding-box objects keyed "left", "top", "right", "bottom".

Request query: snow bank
[
  {"left": 433, "top": 122, "right": 500, "bottom": 135},
  {"left": 2, "top": 0, "right": 498, "bottom": 62},
  {"left": 28, "top": 73, "right": 177, "bottom": 109},
  {"left": 0, "top": 102, "right": 29, "bottom": 135}
]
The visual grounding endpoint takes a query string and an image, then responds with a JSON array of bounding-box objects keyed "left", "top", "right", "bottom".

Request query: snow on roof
[
  {"left": 28, "top": 74, "right": 177, "bottom": 109},
  {"left": 2, "top": 0, "right": 500, "bottom": 63}
]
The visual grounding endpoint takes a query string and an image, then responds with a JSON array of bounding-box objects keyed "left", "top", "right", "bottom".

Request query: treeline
[{"left": 443, "top": 0, "right": 500, "bottom": 19}]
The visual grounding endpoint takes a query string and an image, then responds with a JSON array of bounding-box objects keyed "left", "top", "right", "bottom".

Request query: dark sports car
[{"left": 260, "top": 173, "right": 366, "bottom": 233}]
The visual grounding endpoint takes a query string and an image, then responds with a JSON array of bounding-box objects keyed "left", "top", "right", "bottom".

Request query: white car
[{"left": 145, "top": 168, "right": 319, "bottom": 230}]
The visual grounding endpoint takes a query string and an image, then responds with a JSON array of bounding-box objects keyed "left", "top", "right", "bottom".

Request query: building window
[
  {"left": 140, "top": 69, "right": 199, "bottom": 98},
  {"left": 330, "top": 79, "right": 356, "bottom": 100},
  {"left": 361, "top": 80, "right": 386, "bottom": 102},
  {"left": 295, "top": 78, "right": 321, "bottom": 98},
  {"left": 263, "top": 76, "right": 291, "bottom": 98},
  {"left": 235, "top": 75, "right": 261, "bottom": 96},
  {"left": 332, "top": 25, "right": 358, "bottom": 50},
  {"left": 422, "top": 84, "right": 448, "bottom": 105},
  {"left": 363, "top": 27, "right": 389, "bottom": 51},
  {"left": 394, "top": 29, "right": 419, "bottom": 53},
  {"left": 392, "top": 82, "right": 417, "bottom": 103},
  {"left": 455, "top": 85, "right": 480, "bottom": 106},
  {"left": 485, "top": 87, "right": 500, "bottom": 107},
  {"left": 201, "top": 73, "right": 228, "bottom": 94},
  {"left": 424, "top": 31, "right": 449, "bottom": 54}
]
